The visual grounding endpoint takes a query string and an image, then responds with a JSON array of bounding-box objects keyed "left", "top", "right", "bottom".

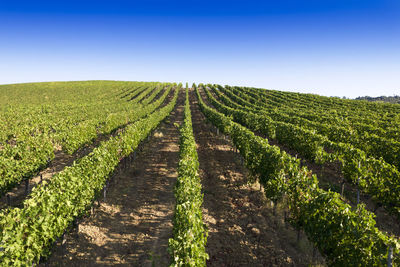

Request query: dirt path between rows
[
  {"left": 42, "top": 89, "right": 184, "bottom": 266},
  {"left": 190, "top": 88, "right": 324, "bottom": 266}
]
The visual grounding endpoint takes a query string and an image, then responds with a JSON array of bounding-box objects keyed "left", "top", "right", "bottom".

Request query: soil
[
  {"left": 41, "top": 89, "right": 184, "bottom": 266},
  {"left": 191, "top": 88, "right": 325, "bottom": 266}
]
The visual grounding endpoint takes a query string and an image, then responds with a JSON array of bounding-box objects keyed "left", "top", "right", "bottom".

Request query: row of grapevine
[
  {"left": 250, "top": 86, "right": 400, "bottom": 140},
  {"left": 0, "top": 85, "right": 180, "bottom": 266},
  {"left": 168, "top": 86, "right": 208, "bottom": 266},
  {"left": 0, "top": 82, "right": 146, "bottom": 145},
  {"left": 245, "top": 84, "right": 396, "bottom": 131},
  {"left": 194, "top": 84, "right": 399, "bottom": 265},
  {"left": 207, "top": 85, "right": 400, "bottom": 218},
  {"left": 0, "top": 82, "right": 148, "bottom": 197},
  {"left": 229, "top": 84, "right": 400, "bottom": 142},
  {"left": 0, "top": 83, "right": 173, "bottom": 196},
  {"left": 0, "top": 82, "right": 158, "bottom": 159},
  {"left": 50, "top": 83, "right": 164, "bottom": 154},
  {"left": 209, "top": 86, "right": 327, "bottom": 161},
  {"left": 219, "top": 85, "right": 400, "bottom": 166},
  {"left": 239, "top": 84, "right": 400, "bottom": 127}
]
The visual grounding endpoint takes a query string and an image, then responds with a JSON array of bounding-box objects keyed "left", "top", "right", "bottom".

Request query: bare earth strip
[
  {"left": 190, "top": 88, "right": 325, "bottom": 266},
  {"left": 42, "top": 90, "right": 184, "bottom": 266}
]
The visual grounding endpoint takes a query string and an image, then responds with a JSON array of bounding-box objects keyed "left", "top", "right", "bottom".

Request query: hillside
[{"left": 0, "top": 81, "right": 399, "bottom": 266}]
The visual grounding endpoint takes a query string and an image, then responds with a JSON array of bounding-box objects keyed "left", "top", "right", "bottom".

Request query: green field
[{"left": 0, "top": 81, "right": 399, "bottom": 266}]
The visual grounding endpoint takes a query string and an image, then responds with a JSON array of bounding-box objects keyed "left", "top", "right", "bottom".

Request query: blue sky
[{"left": 0, "top": 0, "right": 399, "bottom": 97}]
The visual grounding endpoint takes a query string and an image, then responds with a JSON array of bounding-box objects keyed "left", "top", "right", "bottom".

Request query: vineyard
[{"left": 0, "top": 81, "right": 399, "bottom": 266}]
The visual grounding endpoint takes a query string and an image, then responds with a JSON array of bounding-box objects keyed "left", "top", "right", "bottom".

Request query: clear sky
[{"left": 0, "top": 0, "right": 399, "bottom": 98}]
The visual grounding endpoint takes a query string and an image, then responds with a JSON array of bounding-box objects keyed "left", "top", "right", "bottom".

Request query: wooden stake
[
  {"left": 387, "top": 246, "right": 393, "bottom": 267},
  {"left": 341, "top": 180, "right": 345, "bottom": 197},
  {"left": 297, "top": 229, "right": 301, "bottom": 242},
  {"left": 62, "top": 233, "right": 66, "bottom": 246},
  {"left": 273, "top": 201, "right": 276, "bottom": 216},
  {"left": 312, "top": 246, "right": 317, "bottom": 264},
  {"left": 25, "top": 179, "right": 29, "bottom": 195},
  {"left": 6, "top": 194, "right": 11, "bottom": 206},
  {"left": 357, "top": 177, "right": 360, "bottom": 205},
  {"left": 357, "top": 162, "right": 361, "bottom": 204}
]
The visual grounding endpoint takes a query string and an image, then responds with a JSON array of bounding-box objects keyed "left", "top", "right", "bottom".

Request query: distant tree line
[{"left": 355, "top": 95, "right": 400, "bottom": 104}]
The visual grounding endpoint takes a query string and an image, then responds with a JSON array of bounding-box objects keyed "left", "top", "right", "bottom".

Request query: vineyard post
[
  {"left": 103, "top": 185, "right": 107, "bottom": 202},
  {"left": 387, "top": 246, "right": 393, "bottom": 267},
  {"left": 297, "top": 229, "right": 301, "bottom": 243},
  {"left": 40, "top": 174, "right": 43, "bottom": 183},
  {"left": 357, "top": 177, "right": 360, "bottom": 205},
  {"left": 48, "top": 158, "right": 54, "bottom": 173},
  {"left": 312, "top": 246, "right": 317, "bottom": 264},
  {"left": 6, "top": 194, "right": 11, "bottom": 206},
  {"left": 341, "top": 180, "right": 345, "bottom": 197},
  {"left": 25, "top": 179, "right": 29, "bottom": 195},
  {"left": 357, "top": 161, "right": 360, "bottom": 205},
  {"left": 271, "top": 200, "right": 277, "bottom": 215},
  {"left": 61, "top": 232, "right": 66, "bottom": 246},
  {"left": 284, "top": 211, "right": 289, "bottom": 229}
]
